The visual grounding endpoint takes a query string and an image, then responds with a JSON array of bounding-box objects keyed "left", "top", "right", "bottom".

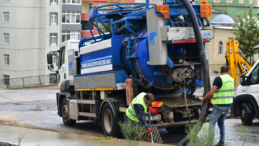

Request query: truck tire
[
  {"left": 62, "top": 98, "right": 76, "bottom": 126},
  {"left": 241, "top": 102, "right": 253, "bottom": 126},
  {"left": 101, "top": 103, "right": 121, "bottom": 137}
]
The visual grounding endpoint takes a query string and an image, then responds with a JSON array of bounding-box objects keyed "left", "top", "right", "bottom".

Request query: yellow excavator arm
[{"left": 226, "top": 40, "right": 252, "bottom": 84}]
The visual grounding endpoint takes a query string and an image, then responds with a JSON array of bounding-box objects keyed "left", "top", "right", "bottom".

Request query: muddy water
[{"left": 0, "top": 125, "right": 169, "bottom": 146}]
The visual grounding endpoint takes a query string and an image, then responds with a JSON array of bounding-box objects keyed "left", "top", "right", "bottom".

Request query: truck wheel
[
  {"left": 241, "top": 102, "right": 253, "bottom": 126},
  {"left": 101, "top": 103, "right": 121, "bottom": 137},
  {"left": 62, "top": 98, "right": 76, "bottom": 126}
]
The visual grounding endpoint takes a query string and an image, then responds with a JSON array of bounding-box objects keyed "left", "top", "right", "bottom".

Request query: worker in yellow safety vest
[
  {"left": 125, "top": 92, "right": 155, "bottom": 135},
  {"left": 202, "top": 66, "right": 234, "bottom": 146}
]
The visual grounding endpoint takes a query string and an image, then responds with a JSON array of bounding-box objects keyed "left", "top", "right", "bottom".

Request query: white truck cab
[
  {"left": 47, "top": 40, "right": 80, "bottom": 89},
  {"left": 232, "top": 59, "right": 259, "bottom": 125},
  {"left": 58, "top": 40, "right": 80, "bottom": 88}
]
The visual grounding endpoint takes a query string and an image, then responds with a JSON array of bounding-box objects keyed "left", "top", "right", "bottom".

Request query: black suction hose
[{"left": 176, "top": 0, "right": 211, "bottom": 145}]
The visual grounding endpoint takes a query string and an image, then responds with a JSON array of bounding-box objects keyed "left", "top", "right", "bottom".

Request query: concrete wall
[{"left": 62, "top": 4, "right": 82, "bottom": 12}]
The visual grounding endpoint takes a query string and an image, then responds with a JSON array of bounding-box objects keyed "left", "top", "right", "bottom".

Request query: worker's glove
[
  {"left": 147, "top": 106, "right": 152, "bottom": 111},
  {"left": 147, "top": 127, "right": 152, "bottom": 134}
]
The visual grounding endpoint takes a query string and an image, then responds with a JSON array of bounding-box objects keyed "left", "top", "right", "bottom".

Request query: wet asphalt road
[{"left": 0, "top": 90, "right": 259, "bottom": 146}]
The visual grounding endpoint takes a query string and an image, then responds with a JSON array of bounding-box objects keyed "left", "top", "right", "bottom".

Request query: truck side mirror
[
  {"left": 48, "top": 64, "right": 54, "bottom": 70},
  {"left": 240, "top": 74, "right": 246, "bottom": 85},
  {"left": 49, "top": 64, "right": 54, "bottom": 70},
  {"left": 47, "top": 54, "right": 53, "bottom": 64}
]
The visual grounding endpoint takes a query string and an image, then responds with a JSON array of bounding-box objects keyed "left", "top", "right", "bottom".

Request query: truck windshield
[
  {"left": 59, "top": 50, "right": 65, "bottom": 69},
  {"left": 250, "top": 64, "right": 259, "bottom": 85}
]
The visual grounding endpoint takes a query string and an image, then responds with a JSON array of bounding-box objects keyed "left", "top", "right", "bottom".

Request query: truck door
[
  {"left": 246, "top": 64, "right": 259, "bottom": 104},
  {"left": 58, "top": 49, "right": 66, "bottom": 88}
]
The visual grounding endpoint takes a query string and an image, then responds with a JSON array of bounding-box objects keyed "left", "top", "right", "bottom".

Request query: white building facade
[{"left": 0, "top": 0, "right": 61, "bottom": 83}]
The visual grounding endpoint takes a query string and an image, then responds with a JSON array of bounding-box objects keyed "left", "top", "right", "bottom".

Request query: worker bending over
[
  {"left": 125, "top": 92, "right": 155, "bottom": 134},
  {"left": 202, "top": 66, "right": 234, "bottom": 146}
]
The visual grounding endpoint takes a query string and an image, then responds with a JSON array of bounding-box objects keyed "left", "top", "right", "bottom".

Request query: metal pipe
[
  {"left": 115, "top": 24, "right": 126, "bottom": 35},
  {"left": 145, "top": 0, "right": 149, "bottom": 8},
  {"left": 176, "top": 0, "right": 211, "bottom": 145}
]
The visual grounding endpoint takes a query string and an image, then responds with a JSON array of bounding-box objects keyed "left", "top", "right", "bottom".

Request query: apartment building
[
  {"left": 0, "top": 0, "right": 61, "bottom": 83},
  {"left": 61, "top": 0, "right": 82, "bottom": 43}
]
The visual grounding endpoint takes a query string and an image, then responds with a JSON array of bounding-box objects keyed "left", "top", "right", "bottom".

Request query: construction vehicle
[
  {"left": 226, "top": 40, "right": 252, "bottom": 85},
  {"left": 46, "top": 0, "right": 213, "bottom": 141}
]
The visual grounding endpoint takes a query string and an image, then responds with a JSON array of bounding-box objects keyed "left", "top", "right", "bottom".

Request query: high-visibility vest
[
  {"left": 126, "top": 92, "right": 148, "bottom": 122},
  {"left": 212, "top": 74, "right": 234, "bottom": 105}
]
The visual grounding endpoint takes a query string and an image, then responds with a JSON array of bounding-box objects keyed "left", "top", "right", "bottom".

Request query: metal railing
[{"left": 0, "top": 74, "right": 57, "bottom": 89}]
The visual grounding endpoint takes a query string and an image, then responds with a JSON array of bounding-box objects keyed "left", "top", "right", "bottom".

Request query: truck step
[
  {"left": 79, "top": 112, "right": 96, "bottom": 117},
  {"left": 78, "top": 100, "right": 95, "bottom": 104}
]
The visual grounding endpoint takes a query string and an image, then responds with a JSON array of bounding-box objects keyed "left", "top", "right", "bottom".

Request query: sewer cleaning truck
[{"left": 47, "top": 0, "right": 213, "bottom": 142}]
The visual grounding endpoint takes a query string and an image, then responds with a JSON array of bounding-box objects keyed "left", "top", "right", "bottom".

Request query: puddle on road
[
  {"left": 0, "top": 125, "right": 166, "bottom": 146},
  {"left": 0, "top": 101, "right": 56, "bottom": 111}
]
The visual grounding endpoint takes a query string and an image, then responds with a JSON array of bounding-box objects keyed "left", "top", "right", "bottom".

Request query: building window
[
  {"left": 4, "top": 12, "right": 9, "bottom": 23},
  {"left": 62, "top": 0, "right": 81, "bottom": 4},
  {"left": 238, "top": 0, "right": 244, "bottom": 4},
  {"left": 219, "top": 41, "right": 223, "bottom": 55},
  {"left": 89, "top": 3, "right": 93, "bottom": 10},
  {"left": 50, "top": 0, "right": 57, "bottom": 4},
  {"left": 50, "top": 13, "right": 58, "bottom": 24},
  {"left": 226, "top": 0, "right": 232, "bottom": 3},
  {"left": 49, "top": 75, "right": 57, "bottom": 84},
  {"left": 3, "top": 75, "right": 9, "bottom": 85},
  {"left": 62, "top": 31, "right": 80, "bottom": 42},
  {"left": 62, "top": 11, "right": 80, "bottom": 24},
  {"left": 50, "top": 34, "right": 57, "bottom": 45},
  {"left": 82, "top": 20, "right": 93, "bottom": 30},
  {"left": 4, "top": 54, "right": 9, "bottom": 65},
  {"left": 4, "top": 33, "right": 9, "bottom": 44}
]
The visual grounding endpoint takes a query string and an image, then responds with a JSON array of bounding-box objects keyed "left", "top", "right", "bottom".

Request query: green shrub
[
  {"left": 185, "top": 122, "right": 215, "bottom": 146},
  {"left": 119, "top": 121, "right": 146, "bottom": 146}
]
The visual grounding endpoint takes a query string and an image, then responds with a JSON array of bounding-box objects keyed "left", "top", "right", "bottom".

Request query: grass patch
[
  {"left": 186, "top": 122, "right": 252, "bottom": 146},
  {"left": 235, "top": 125, "right": 252, "bottom": 146},
  {"left": 185, "top": 122, "right": 214, "bottom": 146},
  {"left": 95, "top": 136, "right": 113, "bottom": 141},
  {"left": 17, "top": 134, "right": 25, "bottom": 146},
  {"left": 119, "top": 121, "right": 146, "bottom": 146}
]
